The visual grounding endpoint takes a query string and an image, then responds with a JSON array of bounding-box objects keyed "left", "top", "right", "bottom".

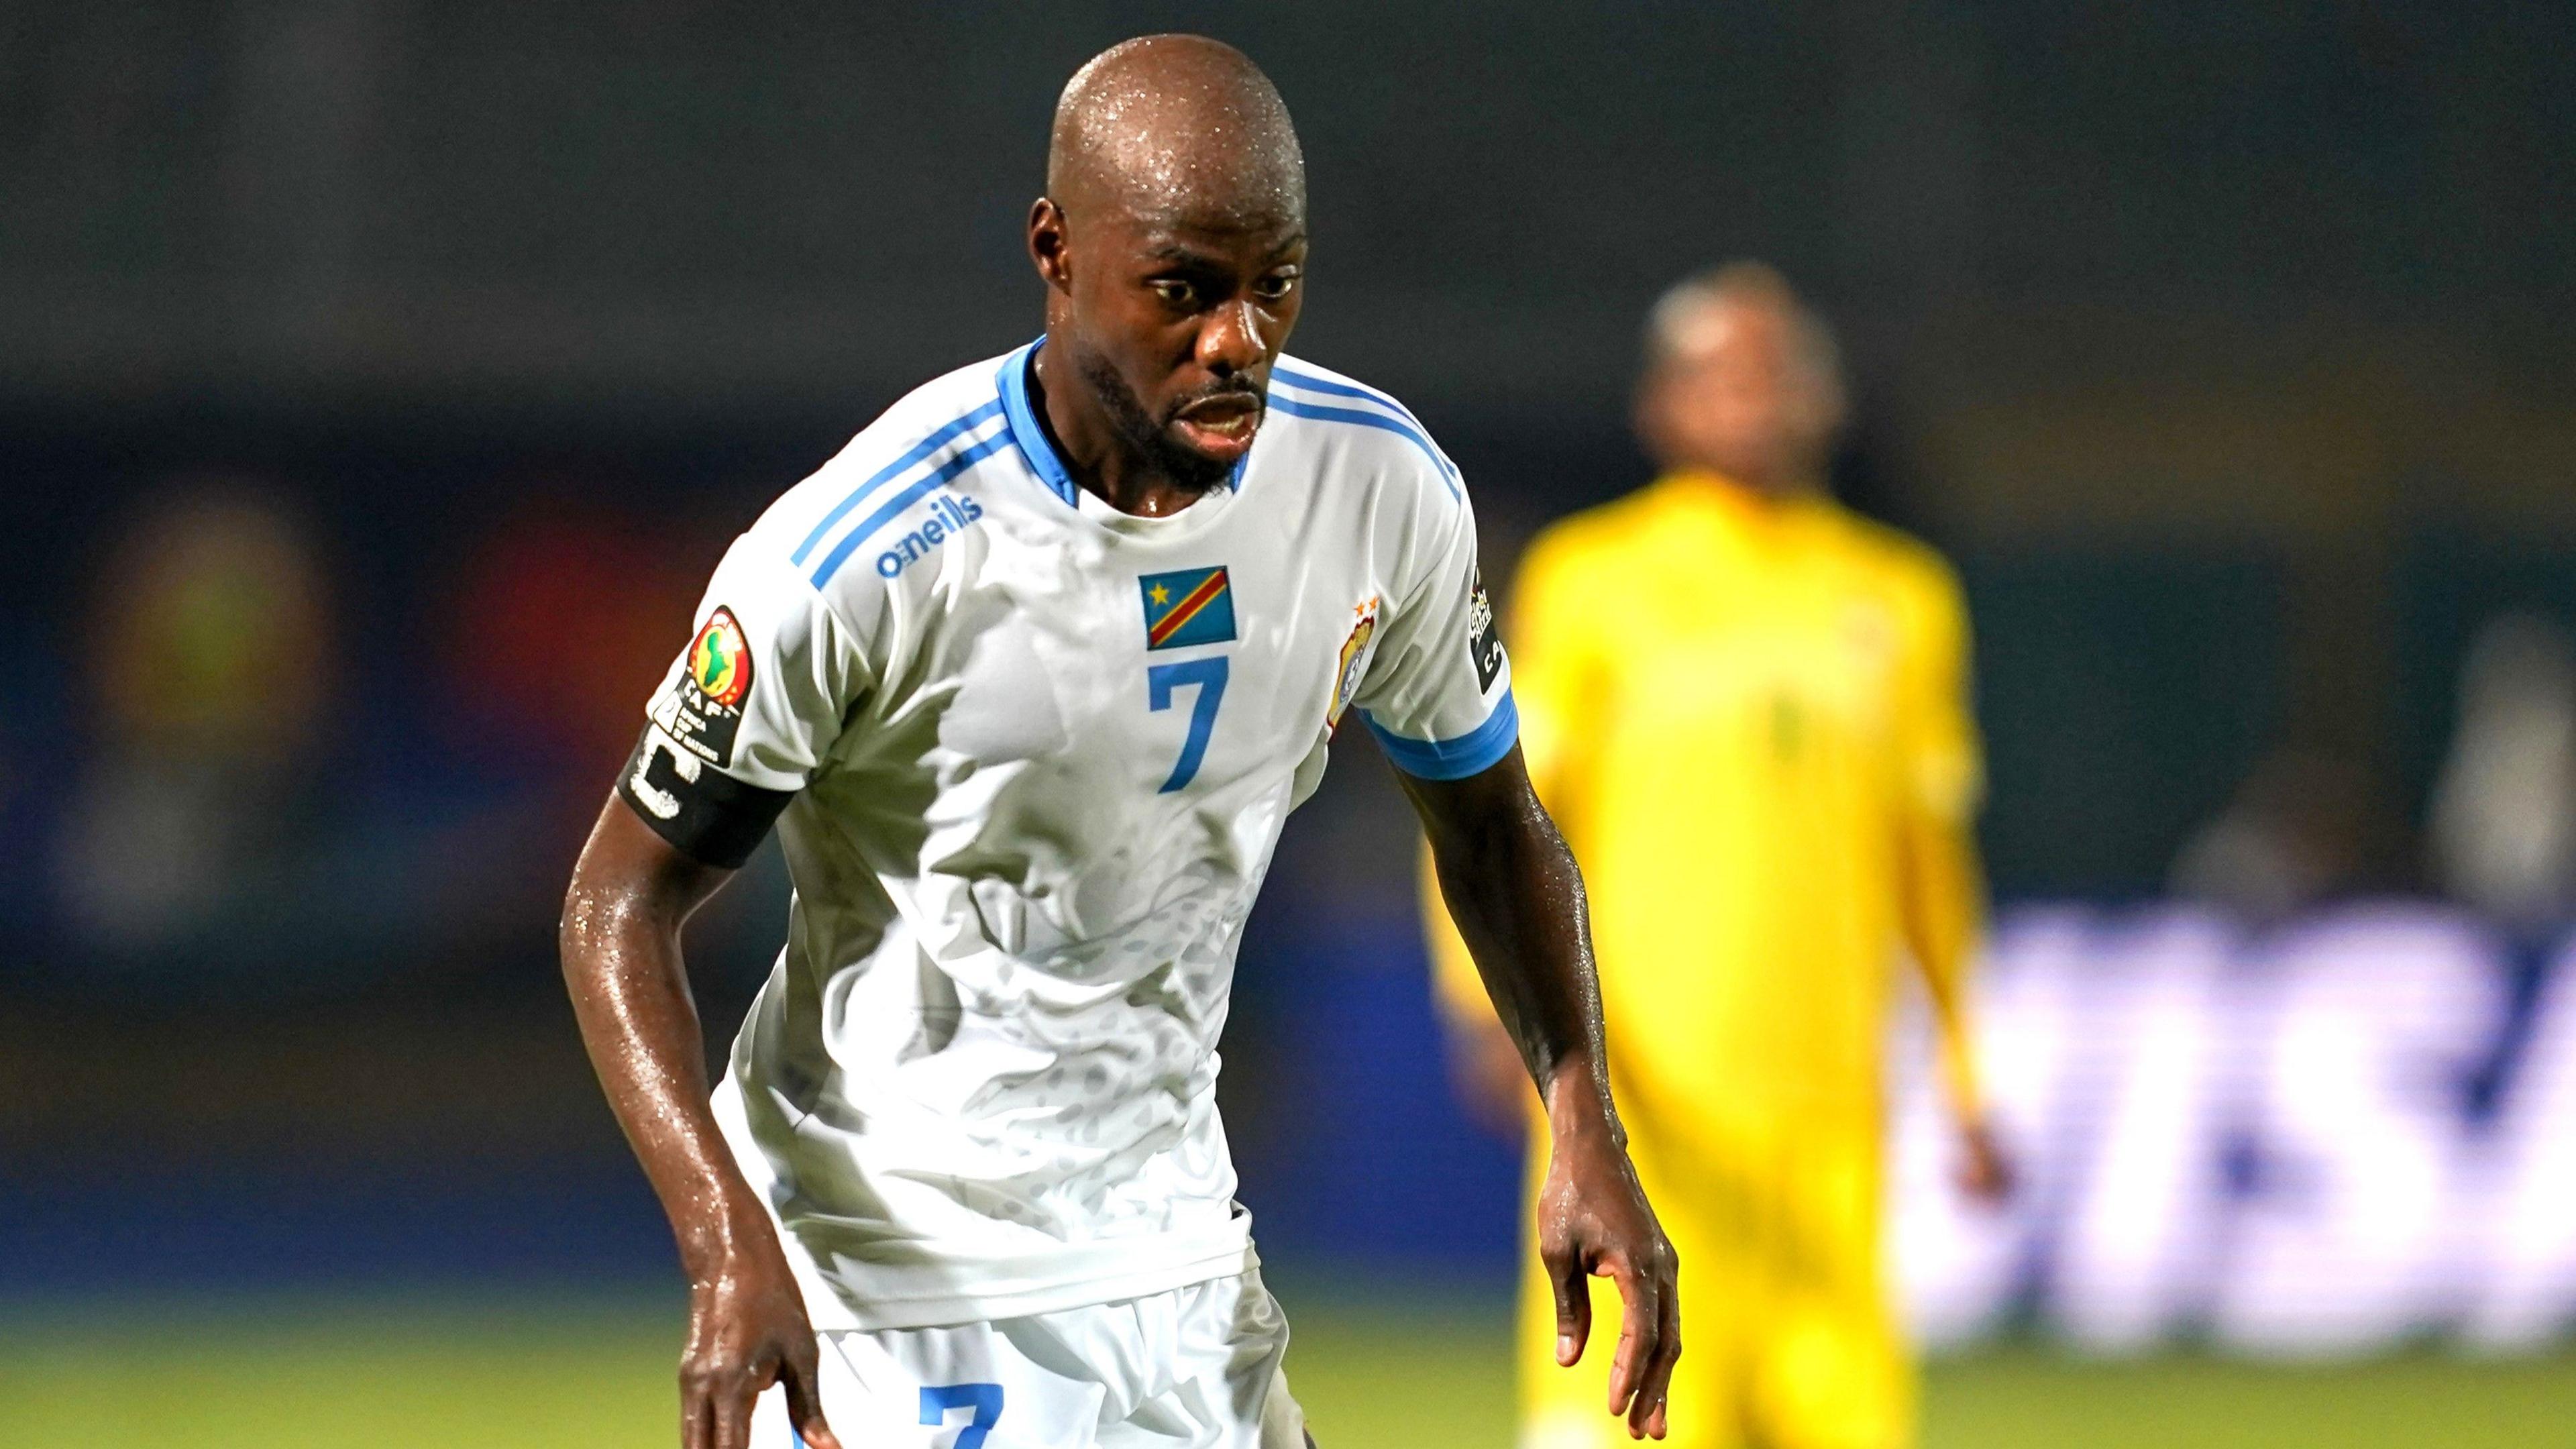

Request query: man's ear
[{"left": 1027, "top": 197, "right": 1073, "bottom": 293}]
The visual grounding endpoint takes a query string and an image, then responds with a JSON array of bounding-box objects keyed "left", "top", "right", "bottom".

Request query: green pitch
[{"left": 5, "top": 1295, "right": 2572, "bottom": 1448}]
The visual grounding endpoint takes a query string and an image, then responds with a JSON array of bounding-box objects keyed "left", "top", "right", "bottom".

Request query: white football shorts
[{"left": 752, "top": 1270, "right": 1307, "bottom": 1449}]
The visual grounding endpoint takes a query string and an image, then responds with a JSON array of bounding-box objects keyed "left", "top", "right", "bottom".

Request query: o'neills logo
[{"left": 873, "top": 492, "right": 985, "bottom": 578}]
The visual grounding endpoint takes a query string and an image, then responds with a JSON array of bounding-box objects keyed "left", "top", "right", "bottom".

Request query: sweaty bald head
[
  {"left": 1046, "top": 35, "right": 1305, "bottom": 231},
  {"left": 1024, "top": 38, "right": 1309, "bottom": 513}
]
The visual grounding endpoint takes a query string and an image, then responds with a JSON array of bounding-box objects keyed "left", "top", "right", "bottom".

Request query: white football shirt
[{"left": 635, "top": 341, "right": 1514, "bottom": 1330}]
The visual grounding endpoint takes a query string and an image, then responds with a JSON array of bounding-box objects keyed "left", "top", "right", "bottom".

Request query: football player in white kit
[{"left": 560, "top": 34, "right": 1678, "bottom": 1449}]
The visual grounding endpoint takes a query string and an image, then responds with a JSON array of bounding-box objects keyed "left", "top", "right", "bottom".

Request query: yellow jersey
[{"left": 1426, "top": 470, "right": 1988, "bottom": 1449}]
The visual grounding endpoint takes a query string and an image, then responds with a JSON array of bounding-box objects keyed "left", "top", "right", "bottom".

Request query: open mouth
[{"left": 1172, "top": 393, "right": 1265, "bottom": 461}]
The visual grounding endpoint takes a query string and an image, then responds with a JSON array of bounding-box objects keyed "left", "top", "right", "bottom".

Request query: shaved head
[{"left": 1046, "top": 34, "right": 1305, "bottom": 232}]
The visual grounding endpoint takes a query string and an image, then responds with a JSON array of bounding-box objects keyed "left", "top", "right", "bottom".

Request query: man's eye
[
  {"left": 1151, "top": 280, "right": 1195, "bottom": 307},
  {"left": 1254, "top": 274, "right": 1299, "bottom": 302}
]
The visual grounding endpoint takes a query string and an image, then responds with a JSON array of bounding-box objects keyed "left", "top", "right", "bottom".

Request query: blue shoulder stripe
[
  {"left": 790, "top": 398, "right": 1006, "bottom": 566},
  {"left": 1270, "top": 362, "right": 1434, "bottom": 435},
  {"left": 1270, "top": 364, "right": 1456, "bottom": 478},
  {"left": 1362, "top": 690, "right": 1519, "bottom": 780},
  {"left": 1266, "top": 392, "right": 1463, "bottom": 502},
  {"left": 808, "top": 430, "right": 1010, "bottom": 586}
]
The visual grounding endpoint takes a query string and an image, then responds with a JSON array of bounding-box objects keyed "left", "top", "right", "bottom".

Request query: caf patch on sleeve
[
  {"left": 657, "top": 605, "right": 753, "bottom": 768},
  {"left": 1466, "top": 568, "right": 1505, "bottom": 692}
]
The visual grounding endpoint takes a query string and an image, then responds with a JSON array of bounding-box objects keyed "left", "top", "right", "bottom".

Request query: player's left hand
[{"left": 1535, "top": 1107, "right": 1680, "bottom": 1441}]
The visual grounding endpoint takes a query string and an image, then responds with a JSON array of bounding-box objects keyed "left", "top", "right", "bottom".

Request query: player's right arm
[
  {"left": 561, "top": 523, "right": 876, "bottom": 1449},
  {"left": 562, "top": 801, "right": 843, "bottom": 1449}
]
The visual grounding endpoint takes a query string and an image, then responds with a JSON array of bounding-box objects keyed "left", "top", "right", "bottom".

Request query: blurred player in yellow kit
[{"left": 1426, "top": 264, "right": 2009, "bottom": 1449}]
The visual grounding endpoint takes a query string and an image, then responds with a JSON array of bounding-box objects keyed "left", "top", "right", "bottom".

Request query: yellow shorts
[{"left": 1513, "top": 1123, "right": 1911, "bottom": 1449}]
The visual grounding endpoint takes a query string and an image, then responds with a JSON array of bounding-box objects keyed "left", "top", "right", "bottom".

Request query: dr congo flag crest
[{"left": 1138, "top": 566, "right": 1237, "bottom": 651}]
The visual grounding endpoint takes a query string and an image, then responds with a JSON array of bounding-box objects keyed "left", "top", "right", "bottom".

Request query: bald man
[
  {"left": 562, "top": 36, "right": 1676, "bottom": 1449},
  {"left": 1426, "top": 264, "right": 2005, "bottom": 1449}
]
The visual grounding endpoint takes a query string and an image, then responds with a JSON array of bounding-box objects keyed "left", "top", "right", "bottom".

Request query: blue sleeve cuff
[{"left": 1362, "top": 690, "right": 1519, "bottom": 780}]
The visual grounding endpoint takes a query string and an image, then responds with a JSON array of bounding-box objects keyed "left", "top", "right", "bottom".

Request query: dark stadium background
[{"left": 5, "top": 4, "right": 2575, "bottom": 1444}]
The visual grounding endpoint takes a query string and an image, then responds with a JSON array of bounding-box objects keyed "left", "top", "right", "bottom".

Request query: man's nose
[{"left": 1197, "top": 300, "right": 1267, "bottom": 377}]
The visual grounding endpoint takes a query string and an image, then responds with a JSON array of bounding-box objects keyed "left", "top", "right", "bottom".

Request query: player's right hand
[{"left": 680, "top": 1240, "right": 843, "bottom": 1449}]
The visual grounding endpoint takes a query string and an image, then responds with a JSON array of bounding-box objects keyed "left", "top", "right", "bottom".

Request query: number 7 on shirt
[{"left": 1146, "top": 657, "right": 1229, "bottom": 792}]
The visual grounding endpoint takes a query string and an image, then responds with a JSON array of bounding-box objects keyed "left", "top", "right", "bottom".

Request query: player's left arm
[
  {"left": 1890, "top": 555, "right": 2012, "bottom": 1204},
  {"left": 1401, "top": 750, "right": 1678, "bottom": 1441},
  {"left": 1354, "top": 447, "right": 1674, "bottom": 1438},
  {"left": 1421, "top": 524, "right": 1609, "bottom": 1137}
]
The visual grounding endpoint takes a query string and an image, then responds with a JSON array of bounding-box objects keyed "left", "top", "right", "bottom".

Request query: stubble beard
[{"left": 1077, "top": 348, "right": 1243, "bottom": 498}]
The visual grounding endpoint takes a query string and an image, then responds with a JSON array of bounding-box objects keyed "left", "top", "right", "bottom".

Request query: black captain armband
[{"left": 614, "top": 724, "right": 796, "bottom": 869}]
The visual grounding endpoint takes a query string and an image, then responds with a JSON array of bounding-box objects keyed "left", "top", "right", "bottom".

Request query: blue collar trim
[
  {"left": 998, "top": 338, "right": 1256, "bottom": 506},
  {"left": 998, "top": 340, "right": 1079, "bottom": 507}
]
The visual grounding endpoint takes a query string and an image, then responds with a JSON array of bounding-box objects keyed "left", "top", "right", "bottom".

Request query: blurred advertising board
[{"left": 1892, "top": 904, "right": 2576, "bottom": 1353}]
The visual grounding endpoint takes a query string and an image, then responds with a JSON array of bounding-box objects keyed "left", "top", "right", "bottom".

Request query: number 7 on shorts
[{"left": 921, "top": 1383, "right": 1006, "bottom": 1449}]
